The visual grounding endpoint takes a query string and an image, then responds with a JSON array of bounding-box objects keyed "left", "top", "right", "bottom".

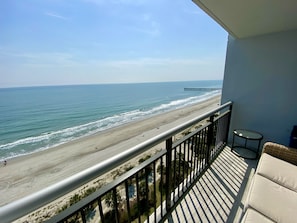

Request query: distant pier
[{"left": 184, "top": 87, "right": 222, "bottom": 91}]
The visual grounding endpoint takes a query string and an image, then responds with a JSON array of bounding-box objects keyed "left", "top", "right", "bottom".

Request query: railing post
[
  {"left": 112, "top": 188, "right": 119, "bottom": 223},
  {"left": 165, "top": 137, "right": 173, "bottom": 211},
  {"left": 206, "top": 114, "right": 215, "bottom": 164},
  {"left": 225, "top": 104, "right": 233, "bottom": 142}
]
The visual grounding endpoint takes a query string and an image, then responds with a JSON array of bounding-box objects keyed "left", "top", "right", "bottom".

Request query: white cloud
[
  {"left": 84, "top": 0, "right": 148, "bottom": 5},
  {"left": 128, "top": 13, "right": 161, "bottom": 37},
  {"left": 182, "top": 8, "right": 204, "bottom": 15},
  {"left": 83, "top": 0, "right": 105, "bottom": 5},
  {"left": 1, "top": 50, "right": 77, "bottom": 67},
  {"left": 0, "top": 53, "right": 224, "bottom": 87},
  {"left": 45, "top": 12, "right": 69, "bottom": 20},
  {"left": 113, "top": 0, "right": 148, "bottom": 4},
  {"left": 100, "top": 57, "right": 215, "bottom": 68},
  {"left": 132, "top": 22, "right": 160, "bottom": 37}
]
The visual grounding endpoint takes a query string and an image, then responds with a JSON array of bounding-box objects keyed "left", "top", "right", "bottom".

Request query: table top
[{"left": 233, "top": 129, "right": 263, "bottom": 140}]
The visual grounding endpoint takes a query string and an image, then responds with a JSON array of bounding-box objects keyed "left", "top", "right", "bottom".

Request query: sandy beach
[{"left": 0, "top": 95, "right": 220, "bottom": 209}]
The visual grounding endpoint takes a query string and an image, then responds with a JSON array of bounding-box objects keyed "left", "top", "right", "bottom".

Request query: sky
[{"left": 0, "top": 0, "right": 228, "bottom": 88}]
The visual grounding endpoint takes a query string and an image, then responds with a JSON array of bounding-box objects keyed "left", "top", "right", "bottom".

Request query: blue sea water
[{"left": 0, "top": 80, "right": 222, "bottom": 161}]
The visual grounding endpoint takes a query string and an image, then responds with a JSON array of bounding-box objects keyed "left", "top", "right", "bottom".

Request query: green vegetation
[
  {"left": 104, "top": 190, "right": 122, "bottom": 209},
  {"left": 101, "top": 152, "right": 192, "bottom": 223},
  {"left": 138, "top": 154, "right": 151, "bottom": 164}
]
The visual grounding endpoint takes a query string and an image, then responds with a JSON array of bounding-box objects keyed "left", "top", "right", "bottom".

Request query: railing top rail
[{"left": 0, "top": 101, "right": 232, "bottom": 223}]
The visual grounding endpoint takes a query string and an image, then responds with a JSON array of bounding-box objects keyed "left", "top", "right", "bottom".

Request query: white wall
[{"left": 221, "top": 29, "right": 297, "bottom": 146}]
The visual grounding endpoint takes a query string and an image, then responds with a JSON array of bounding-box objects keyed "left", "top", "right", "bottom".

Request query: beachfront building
[{"left": 1, "top": 0, "right": 297, "bottom": 222}]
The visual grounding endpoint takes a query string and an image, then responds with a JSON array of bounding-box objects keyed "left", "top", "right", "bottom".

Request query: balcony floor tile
[{"left": 165, "top": 146, "right": 257, "bottom": 223}]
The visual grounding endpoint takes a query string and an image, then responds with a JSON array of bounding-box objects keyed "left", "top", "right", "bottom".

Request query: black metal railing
[{"left": 0, "top": 101, "right": 232, "bottom": 223}]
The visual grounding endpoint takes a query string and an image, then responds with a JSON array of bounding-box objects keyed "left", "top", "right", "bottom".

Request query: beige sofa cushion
[
  {"left": 245, "top": 174, "right": 297, "bottom": 223},
  {"left": 256, "top": 153, "right": 297, "bottom": 192},
  {"left": 241, "top": 208, "right": 274, "bottom": 223}
]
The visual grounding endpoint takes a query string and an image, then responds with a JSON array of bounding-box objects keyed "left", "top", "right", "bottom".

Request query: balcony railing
[{"left": 0, "top": 101, "right": 232, "bottom": 223}]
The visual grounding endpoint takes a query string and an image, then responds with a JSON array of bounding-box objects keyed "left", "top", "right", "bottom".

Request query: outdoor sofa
[{"left": 241, "top": 142, "right": 297, "bottom": 223}]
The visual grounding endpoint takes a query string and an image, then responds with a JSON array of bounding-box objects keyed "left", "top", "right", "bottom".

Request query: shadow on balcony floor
[{"left": 165, "top": 146, "right": 257, "bottom": 223}]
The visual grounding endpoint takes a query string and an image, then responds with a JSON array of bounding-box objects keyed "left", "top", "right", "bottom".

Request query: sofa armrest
[{"left": 263, "top": 142, "right": 297, "bottom": 165}]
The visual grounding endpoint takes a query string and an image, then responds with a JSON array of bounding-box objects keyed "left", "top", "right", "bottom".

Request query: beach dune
[{"left": 0, "top": 95, "right": 220, "bottom": 207}]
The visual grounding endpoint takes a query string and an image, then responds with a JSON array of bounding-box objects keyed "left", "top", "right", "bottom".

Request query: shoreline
[
  {"left": 0, "top": 95, "right": 220, "bottom": 207},
  {"left": 1, "top": 93, "right": 220, "bottom": 163}
]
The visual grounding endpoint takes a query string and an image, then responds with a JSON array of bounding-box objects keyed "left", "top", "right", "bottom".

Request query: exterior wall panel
[{"left": 221, "top": 29, "right": 297, "bottom": 146}]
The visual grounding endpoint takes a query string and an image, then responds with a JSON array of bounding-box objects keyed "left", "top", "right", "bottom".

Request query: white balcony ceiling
[{"left": 193, "top": 0, "right": 297, "bottom": 38}]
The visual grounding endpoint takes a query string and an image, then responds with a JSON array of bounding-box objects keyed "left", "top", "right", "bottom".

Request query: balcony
[
  {"left": 163, "top": 146, "right": 256, "bottom": 223},
  {"left": 0, "top": 101, "right": 257, "bottom": 223}
]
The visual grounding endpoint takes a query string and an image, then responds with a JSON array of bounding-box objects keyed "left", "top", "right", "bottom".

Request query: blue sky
[{"left": 0, "top": 0, "right": 227, "bottom": 88}]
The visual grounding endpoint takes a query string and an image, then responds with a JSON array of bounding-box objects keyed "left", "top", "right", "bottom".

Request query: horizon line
[{"left": 0, "top": 79, "right": 223, "bottom": 90}]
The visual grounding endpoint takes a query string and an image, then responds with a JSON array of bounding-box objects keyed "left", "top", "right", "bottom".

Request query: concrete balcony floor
[{"left": 165, "top": 146, "right": 257, "bottom": 223}]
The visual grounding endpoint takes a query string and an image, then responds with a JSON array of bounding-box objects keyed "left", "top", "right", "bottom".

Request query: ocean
[{"left": 0, "top": 80, "right": 222, "bottom": 161}]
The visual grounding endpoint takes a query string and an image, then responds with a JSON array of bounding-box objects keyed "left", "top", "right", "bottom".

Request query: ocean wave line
[{"left": 0, "top": 92, "right": 219, "bottom": 160}]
